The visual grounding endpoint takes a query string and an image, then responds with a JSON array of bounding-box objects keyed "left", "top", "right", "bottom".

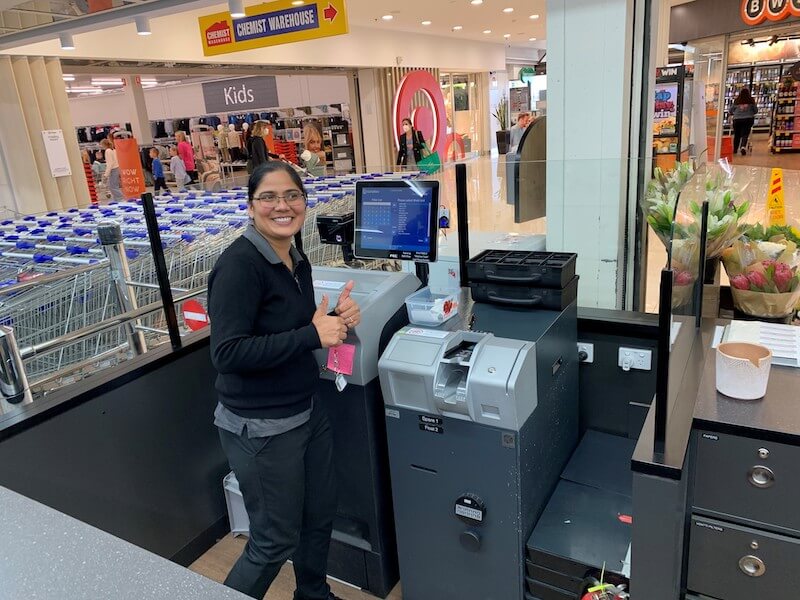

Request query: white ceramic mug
[{"left": 716, "top": 342, "right": 773, "bottom": 400}]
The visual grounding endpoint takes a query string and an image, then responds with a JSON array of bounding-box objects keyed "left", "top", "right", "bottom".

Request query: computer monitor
[{"left": 354, "top": 180, "right": 439, "bottom": 262}]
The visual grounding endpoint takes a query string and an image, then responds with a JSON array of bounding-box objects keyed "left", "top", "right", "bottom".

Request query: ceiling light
[
  {"left": 529, "top": 14, "right": 539, "bottom": 19},
  {"left": 134, "top": 15, "right": 151, "bottom": 35},
  {"left": 91, "top": 78, "right": 124, "bottom": 86},
  {"left": 529, "top": 37, "right": 536, "bottom": 41},
  {"left": 471, "top": 0, "right": 483, "bottom": 4},
  {"left": 228, "top": 0, "right": 245, "bottom": 19},
  {"left": 59, "top": 32, "right": 75, "bottom": 50},
  {"left": 452, "top": 25, "right": 463, "bottom": 31},
  {"left": 483, "top": 29, "right": 492, "bottom": 34},
  {"left": 382, "top": 14, "right": 393, "bottom": 20},
  {"left": 291, "top": 0, "right": 304, "bottom": 4},
  {"left": 504, "top": 33, "right": 511, "bottom": 38},
  {"left": 62, "top": 74, "right": 75, "bottom": 81},
  {"left": 67, "top": 87, "right": 102, "bottom": 93},
  {"left": 503, "top": 7, "right": 514, "bottom": 13},
  {"left": 421, "top": 20, "right": 432, "bottom": 25}
]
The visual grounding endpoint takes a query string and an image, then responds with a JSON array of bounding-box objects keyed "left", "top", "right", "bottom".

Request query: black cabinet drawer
[
  {"left": 687, "top": 516, "right": 800, "bottom": 600},
  {"left": 693, "top": 431, "right": 800, "bottom": 535}
]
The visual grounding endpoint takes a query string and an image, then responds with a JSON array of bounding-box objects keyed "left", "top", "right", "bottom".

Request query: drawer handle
[
  {"left": 748, "top": 465, "right": 775, "bottom": 489},
  {"left": 739, "top": 555, "right": 766, "bottom": 577}
]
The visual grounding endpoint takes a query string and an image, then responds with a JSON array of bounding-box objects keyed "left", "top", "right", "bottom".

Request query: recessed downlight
[
  {"left": 503, "top": 7, "right": 514, "bottom": 13},
  {"left": 382, "top": 14, "right": 393, "bottom": 20},
  {"left": 503, "top": 33, "right": 511, "bottom": 38},
  {"left": 421, "top": 20, "right": 432, "bottom": 25},
  {"left": 470, "top": 0, "right": 483, "bottom": 4},
  {"left": 529, "top": 37, "right": 537, "bottom": 41},
  {"left": 452, "top": 25, "right": 463, "bottom": 31},
  {"left": 529, "top": 13, "right": 540, "bottom": 19},
  {"left": 483, "top": 29, "right": 492, "bottom": 34}
]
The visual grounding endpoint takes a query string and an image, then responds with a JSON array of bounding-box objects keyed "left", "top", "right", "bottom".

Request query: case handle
[
  {"left": 748, "top": 465, "right": 775, "bottom": 489},
  {"left": 485, "top": 271, "right": 542, "bottom": 283},
  {"left": 486, "top": 292, "right": 542, "bottom": 306}
]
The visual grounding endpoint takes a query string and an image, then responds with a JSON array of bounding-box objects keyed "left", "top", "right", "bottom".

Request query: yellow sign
[
  {"left": 199, "top": 0, "right": 348, "bottom": 57},
  {"left": 767, "top": 167, "right": 786, "bottom": 226}
]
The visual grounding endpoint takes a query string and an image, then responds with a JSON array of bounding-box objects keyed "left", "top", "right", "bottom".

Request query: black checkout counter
[{"left": 632, "top": 317, "right": 800, "bottom": 600}]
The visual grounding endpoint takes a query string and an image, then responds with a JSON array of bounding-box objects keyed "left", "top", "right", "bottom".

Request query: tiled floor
[{"left": 189, "top": 534, "right": 402, "bottom": 599}]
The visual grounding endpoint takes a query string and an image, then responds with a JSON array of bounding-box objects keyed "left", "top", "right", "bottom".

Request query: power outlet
[
  {"left": 618, "top": 347, "right": 652, "bottom": 371},
  {"left": 577, "top": 342, "right": 594, "bottom": 363}
]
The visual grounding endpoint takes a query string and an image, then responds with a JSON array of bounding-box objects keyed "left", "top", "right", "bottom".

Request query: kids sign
[
  {"left": 741, "top": 0, "right": 800, "bottom": 26},
  {"left": 199, "top": 0, "right": 348, "bottom": 57}
]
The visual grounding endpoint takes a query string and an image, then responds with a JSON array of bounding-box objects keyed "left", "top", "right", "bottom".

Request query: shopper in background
[
  {"left": 100, "top": 138, "right": 123, "bottom": 201},
  {"left": 510, "top": 112, "right": 532, "bottom": 150},
  {"left": 169, "top": 146, "right": 190, "bottom": 191},
  {"left": 247, "top": 121, "right": 270, "bottom": 173},
  {"left": 208, "top": 161, "right": 361, "bottom": 600},
  {"left": 301, "top": 123, "right": 327, "bottom": 176},
  {"left": 150, "top": 147, "right": 167, "bottom": 195},
  {"left": 731, "top": 88, "right": 758, "bottom": 156},
  {"left": 175, "top": 131, "right": 198, "bottom": 183},
  {"left": 396, "top": 117, "right": 425, "bottom": 169}
]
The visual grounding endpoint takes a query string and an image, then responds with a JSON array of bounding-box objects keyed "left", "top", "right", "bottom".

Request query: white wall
[
  {"left": 546, "top": 0, "right": 636, "bottom": 309},
  {"left": 68, "top": 74, "right": 351, "bottom": 126}
]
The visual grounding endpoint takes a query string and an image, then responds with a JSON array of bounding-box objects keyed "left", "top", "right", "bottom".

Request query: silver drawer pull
[
  {"left": 748, "top": 465, "right": 775, "bottom": 489},
  {"left": 739, "top": 555, "right": 766, "bottom": 577}
]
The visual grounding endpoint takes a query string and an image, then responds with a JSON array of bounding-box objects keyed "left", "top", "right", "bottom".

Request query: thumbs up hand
[
  {"left": 313, "top": 294, "right": 347, "bottom": 348},
  {"left": 335, "top": 280, "right": 361, "bottom": 330}
]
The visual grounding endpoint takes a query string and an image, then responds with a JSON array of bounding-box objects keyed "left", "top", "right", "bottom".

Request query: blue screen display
[{"left": 358, "top": 185, "right": 433, "bottom": 256}]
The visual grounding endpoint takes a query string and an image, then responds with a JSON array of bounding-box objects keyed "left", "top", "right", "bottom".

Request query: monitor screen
[{"left": 354, "top": 180, "right": 439, "bottom": 262}]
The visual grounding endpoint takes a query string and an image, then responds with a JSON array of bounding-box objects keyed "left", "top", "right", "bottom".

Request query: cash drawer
[
  {"left": 687, "top": 516, "right": 800, "bottom": 600},
  {"left": 692, "top": 431, "right": 800, "bottom": 535}
]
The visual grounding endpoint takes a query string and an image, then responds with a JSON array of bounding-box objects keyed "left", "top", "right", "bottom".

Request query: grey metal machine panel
[
  {"left": 687, "top": 516, "right": 800, "bottom": 600},
  {"left": 384, "top": 408, "right": 525, "bottom": 600},
  {"left": 692, "top": 430, "right": 800, "bottom": 536},
  {"left": 312, "top": 267, "right": 420, "bottom": 386},
  {"left": 561, "top": 430, "right": 637, "bottom": 498}
]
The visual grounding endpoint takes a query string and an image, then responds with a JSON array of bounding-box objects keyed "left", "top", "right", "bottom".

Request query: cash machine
[{"left": 307, "top": 178, "right": 440, "bottom": 597}]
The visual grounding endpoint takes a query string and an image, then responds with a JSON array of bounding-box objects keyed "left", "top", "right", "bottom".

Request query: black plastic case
[
  {"left": 469, "top": 275, "right": 579, "bottom": 310},
  {"left": 466, "top": 250, "right": 577, "bottom": 289}
]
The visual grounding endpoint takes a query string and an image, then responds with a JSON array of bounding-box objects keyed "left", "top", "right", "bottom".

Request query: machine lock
[{"left": 454, "top": 494, "right": 485, "bottom": 524}]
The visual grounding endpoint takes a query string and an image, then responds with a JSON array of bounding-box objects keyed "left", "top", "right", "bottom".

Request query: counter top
[
  {"left": 0, "top": 485, "right": 247, "bottom": 600},
  {"left": 694, "top": 355, "right": 800, "bottom": 443}
]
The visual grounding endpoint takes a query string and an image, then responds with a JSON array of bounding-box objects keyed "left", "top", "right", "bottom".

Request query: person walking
[
  {"left": 731, "top": 88, "right": 758, "bottom": 156},
  {"left": 396, "top": 117, "right": 425, "bottom": 169},
  {"left": 150, "top": 147, "right": 167, "bottom": 195},
  {"left": 100, "top": 138, "right": 123, "bottom": 201},
  {"left": 208, "top": 162, "right": 361, "bottom": 600},
  {"left": 247, "top": 121, "right": 270, "bottom": 173},
  {"left": 175, "top": 130, "right": 198, "bottom": 182}
]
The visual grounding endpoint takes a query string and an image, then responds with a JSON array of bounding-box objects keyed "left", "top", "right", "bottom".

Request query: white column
[
  {"left": 546, "top": 0, "right": 636, "bottom": 309},
  {"left": 122, "top": 76, "right": 153, "bottom": 145},
  {"left": 356, "top": 69, "right": 391, "bottom": 169}
]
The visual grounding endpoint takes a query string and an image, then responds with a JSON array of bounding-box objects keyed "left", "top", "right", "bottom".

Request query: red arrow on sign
[{"left": 323, "top": 3, "right": 337, "bottom": 21}]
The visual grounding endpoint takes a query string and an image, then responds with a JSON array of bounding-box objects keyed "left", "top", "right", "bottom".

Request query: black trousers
[
  {"left": 218, "top": 405, "right": 336, "bottom": 600},
  {"left": 733, "top": 118, "right": 754, "bottom": 152},
  {"left": 153, "top": 177, "right": 167, "bottom": 193},
  {"left": 187, "top": 169, "right": 199, "bottom": 183}
]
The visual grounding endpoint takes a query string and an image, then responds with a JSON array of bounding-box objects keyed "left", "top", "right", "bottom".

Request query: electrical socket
[
  {"left": 577, "top": 342, "right": 594, "bottom": 363},
  {"left": 618, "top": 347, "right": 652, "bottom": 371}
]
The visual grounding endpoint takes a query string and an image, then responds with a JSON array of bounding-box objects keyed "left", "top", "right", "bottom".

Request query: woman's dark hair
[
  {"left": 247, "top": 161, "right": 306, "bottom": 203},
  {"left": 734, "top": 88, "right": 755, "bottom": 106}
]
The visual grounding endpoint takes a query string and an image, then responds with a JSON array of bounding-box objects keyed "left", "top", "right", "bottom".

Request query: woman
[
  {"left": 396, "top": 117, "right": 425, "bottom": 168},
  {"left": 731, "top": 88, "right": 758, "bottom": 156},
  {"left": 301, "top": 123, "right": 327, "bottom": 176},
  {"left": 208, "top": 162, "right": 361, "bottom": 600},
  {"left": 100, "top": 138, "right": 123, "bottom": 200},
  {"left": 175, "top": 130, "right": 198, "bottom": 183},
  {"left": 247, "top": 121, "right": 270, "bottom": 173}
]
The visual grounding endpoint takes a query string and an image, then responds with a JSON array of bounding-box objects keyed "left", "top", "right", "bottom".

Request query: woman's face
[
  {"left": 248, "top": 170, "right": 306, "bottom": 242},
  {"left": 307, "top": 137, "right": 321, "bottom": 152}
]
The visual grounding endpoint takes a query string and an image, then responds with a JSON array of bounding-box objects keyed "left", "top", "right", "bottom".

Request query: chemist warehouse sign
[
  {"left": 199, "top": 0, "right": 348, "bottom": 56},
  {"left": 741, "top": 0, "right": 800, "bottom": 26}
]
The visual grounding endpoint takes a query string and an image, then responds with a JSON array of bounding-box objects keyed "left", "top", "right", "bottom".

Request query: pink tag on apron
[{"left": 327, "top": 343, "right": 356, "bottom": 376}]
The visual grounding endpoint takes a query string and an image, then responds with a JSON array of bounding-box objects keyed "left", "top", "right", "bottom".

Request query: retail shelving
[{"left": 770, "top": 80, "right": 800, "bottom": 153}]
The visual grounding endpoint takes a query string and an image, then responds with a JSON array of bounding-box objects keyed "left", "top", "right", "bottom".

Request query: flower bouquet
[
  {"left": 722, "top": 231, "right": 800, "bottom": 318},
  {"left": 643, "top": 161, "right": 751, "bottom": 259}
]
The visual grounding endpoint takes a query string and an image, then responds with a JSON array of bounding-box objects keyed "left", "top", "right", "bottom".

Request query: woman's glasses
[{"left": 253, "top": 191, "right": 307, "bottom": 207}]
